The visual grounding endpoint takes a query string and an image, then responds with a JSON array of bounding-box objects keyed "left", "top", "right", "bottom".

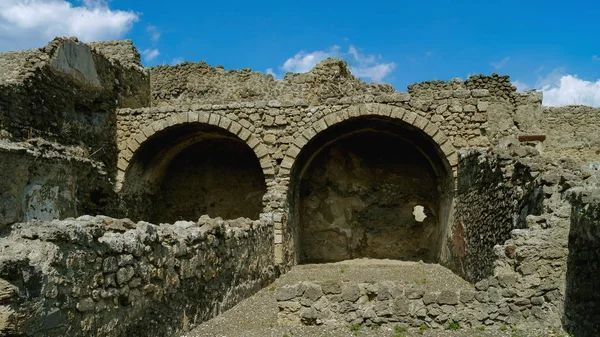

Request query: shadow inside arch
[
  {"left": 286, "top": 115, "right": 455, "bottom": 265},
  {"left": 120, "top": 123, "right": 267, "bottom": 223}
]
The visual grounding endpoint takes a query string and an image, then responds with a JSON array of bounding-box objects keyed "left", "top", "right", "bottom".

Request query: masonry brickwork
[{"left": 0, "top": 37, "right": 599, "bottom": 337}]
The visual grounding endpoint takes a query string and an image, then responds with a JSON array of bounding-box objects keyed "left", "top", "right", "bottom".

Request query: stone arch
[
  {"left": 281, "top": 103, "right": 457, "bottom": 175},
  {"left": 118, "top": 111, "right": 272, "bottom": 223},
  {"left": 282, "top": 103, "right": 457, "bottom": 264}
]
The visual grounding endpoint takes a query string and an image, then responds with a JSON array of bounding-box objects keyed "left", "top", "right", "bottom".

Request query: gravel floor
[{"left": 182, "top": 259, "right": 567, "bottom": 337}]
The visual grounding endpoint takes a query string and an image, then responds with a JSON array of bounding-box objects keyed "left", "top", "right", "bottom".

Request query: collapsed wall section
[
  {"left": 0, "top": 38, "right": 149, "bottom": 159},
  {"left": 0, "top": 140, "right": 114, "bottom": 229},
  {"left": 149, "top": 58, "right": 394, "bottom": 106},
  {"left": 0, "top": 38, "right": 150, "bottom": 227},
  {"left": 0, "top": 216, "right": 276, "bottom": 337}
]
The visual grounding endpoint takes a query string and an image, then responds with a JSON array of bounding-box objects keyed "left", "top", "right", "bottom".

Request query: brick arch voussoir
[
  {"left": 115, "top": 110, "right": 274, "bottom": 191},
  {"left": 280, "top": 103, "right": 457, "bottom": 177}
]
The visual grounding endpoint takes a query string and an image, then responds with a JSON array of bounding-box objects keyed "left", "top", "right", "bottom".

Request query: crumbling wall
[
  {"left": 88, "top": 40, "right": 151, "bottom": 109},
  {"left": 0, "top": 38, "right": 150, "bottom": 226},
  {"left": 0, "top": 216, "right": 276, "bottom": 337},
  {"left": 275, "top": 278, "right": 553, "bottom": 328},
  {"left": 149, "top": 58, "right": 394, "bottom": 106},
  {"left": 0, "top": 38, "right": 147, "bottom": 160},
  {"left": 443, "top": 146, "right": 586, "bottom": 328},
  {"left": 0, "top": 140, "right": 114, "bottom": 229},
  {"left": 448, "top": 146, "right": 542, "bottom": 281}
]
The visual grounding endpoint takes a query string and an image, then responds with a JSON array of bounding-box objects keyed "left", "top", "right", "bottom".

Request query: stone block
[
  {"left": 321, "top": 281, "right": 342, "bottom": 295},
  {"left": 392, "top": 297, "right": 409, "bottom": 316},
  {"left": 453, "top": 90, "right": 471, "bottom": 98},
  {"left": 208, "top": 113, "right": 221, "bottom": 126},
  {"left": 423, "top": 122, "right": 439, "bottom": 137},
  {"left": 437, "top": 290, "right": 459, "bottom": 305},
  {"left": 198, "top": 112, "right": 210, "bottom": 123},
  {"left": 422, "top": 292, "right": 438, "bottom": 305},
  {"left": 471, "top": 89, "right": 490, "bottom": 97},
  {"left": 459, "top": 290, "right": 475, "bottom": 303},
  {"left": 303, "top": 283, "right": 323, "bottom": 301},
  {"left": 341, "top": 284, "right": 361, "bottom": 302},
  {"left": 413, "top": 116, "right": 429, "bottom": 130},
  {"left": 76, "top": 298, "right": 95, "bottom": 312},
  {"left": 175, "top": 113, "right": 187, "bottom": 124},
  {"left": 275, "top": 285, "right": 299, "bottom": 301},
  {"left": 237, "top": 128, "right": 251, "bottom": 141},
  {"left": 218, "top": 117, "right": 232, "bottom": 129},
  {"left": 402, "top": 111, "right": 418, "bottom": 124},
  {"left": 405, "top": 286, "right": 424, "bottom": 299},
  {"left": 390, "top": 107, "right": 406, "bottom": 120}
]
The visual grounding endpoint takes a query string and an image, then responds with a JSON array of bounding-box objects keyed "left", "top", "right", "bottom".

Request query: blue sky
[{"left": 1, "top": 0, "right": 599, "bottom": 106}]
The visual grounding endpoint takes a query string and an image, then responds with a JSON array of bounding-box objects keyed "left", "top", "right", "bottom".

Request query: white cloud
[
  {"left": 512, "top": 80, "right": 530, "bottom": 92},
  {"left": 513, "top": 68, "right": 600, "bottom": 106},
  {"left": 350, "top": 63, "right": 396, "bottom": 83},
  {"left": 0, "top": 0, "right": 139, "bottom": 52},
  {"left": 170, "top": 57, "right": 184, "bottom": 66},
  {"left": 593, "top": 55, "right": 600, "bottom": 61},
  {"left": 281, "top": 46, "right": 340, "bottom": 73},
  {"left": 147, "top": 25, "right": 160, "bottom": 42},
  {"left": 491, "top": 57, "right": 510, "bottom": 70},
  {"left": 141, "top": 48, "right": 160, "bottom": 62},
  {"left": 536, "top": 67, "right": 566, "bottom": 88},
  {"left": 346, "top": 45, "right": 396, "bottom": 83},
  {"left": 274, "top": 44, "right": 395, "bottom": 83},
  {"left": 265, "top": 68, "right": 277, "bottom": 77},
  {"left": 541, "top": 75, "right": 600, "bottom": 107}
]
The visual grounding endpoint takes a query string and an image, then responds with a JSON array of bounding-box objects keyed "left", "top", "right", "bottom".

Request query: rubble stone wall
[
  {"left": 564, "top": 183, "right": 600, "bottom": 337},
  {"left": 278, "top": 147, "right": 588, "bottom": 330},
  {"left": 540, "top": 106, "right": 600, "bottom": 163},
  {"left": 445, "top": 147, "right": 580, "bottom": 327},
  {"left": 0, "top": 216, "right": 276, "bottom": 337},
  {"left": 0, "top": 38, "right": 149, "bottom": 162},
  {"left": 447, "top": 147, "right": 542, "bottom": 281},
  {"left": 275, "top": 279, "right": 552, "bottom": 329},
  {"left": 2, "top": 38, "right": 600, "bottom": 337}
]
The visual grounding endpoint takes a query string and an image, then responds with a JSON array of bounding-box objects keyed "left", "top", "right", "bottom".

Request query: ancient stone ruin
[{"left": 0, "top": 37, "right": 599, "bottom": 336}]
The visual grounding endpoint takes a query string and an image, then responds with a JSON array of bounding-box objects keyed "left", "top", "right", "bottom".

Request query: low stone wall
[
  {"left": 0, "top": 215, "right": 276, "bottom": 337},
  {"left": 275, "top": 279, "right": 550, "bottom": 329}
]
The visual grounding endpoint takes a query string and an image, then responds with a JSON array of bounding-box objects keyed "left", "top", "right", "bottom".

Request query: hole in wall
[{"left": 413, "top": 205, "right": 427, "bottom": 222}]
